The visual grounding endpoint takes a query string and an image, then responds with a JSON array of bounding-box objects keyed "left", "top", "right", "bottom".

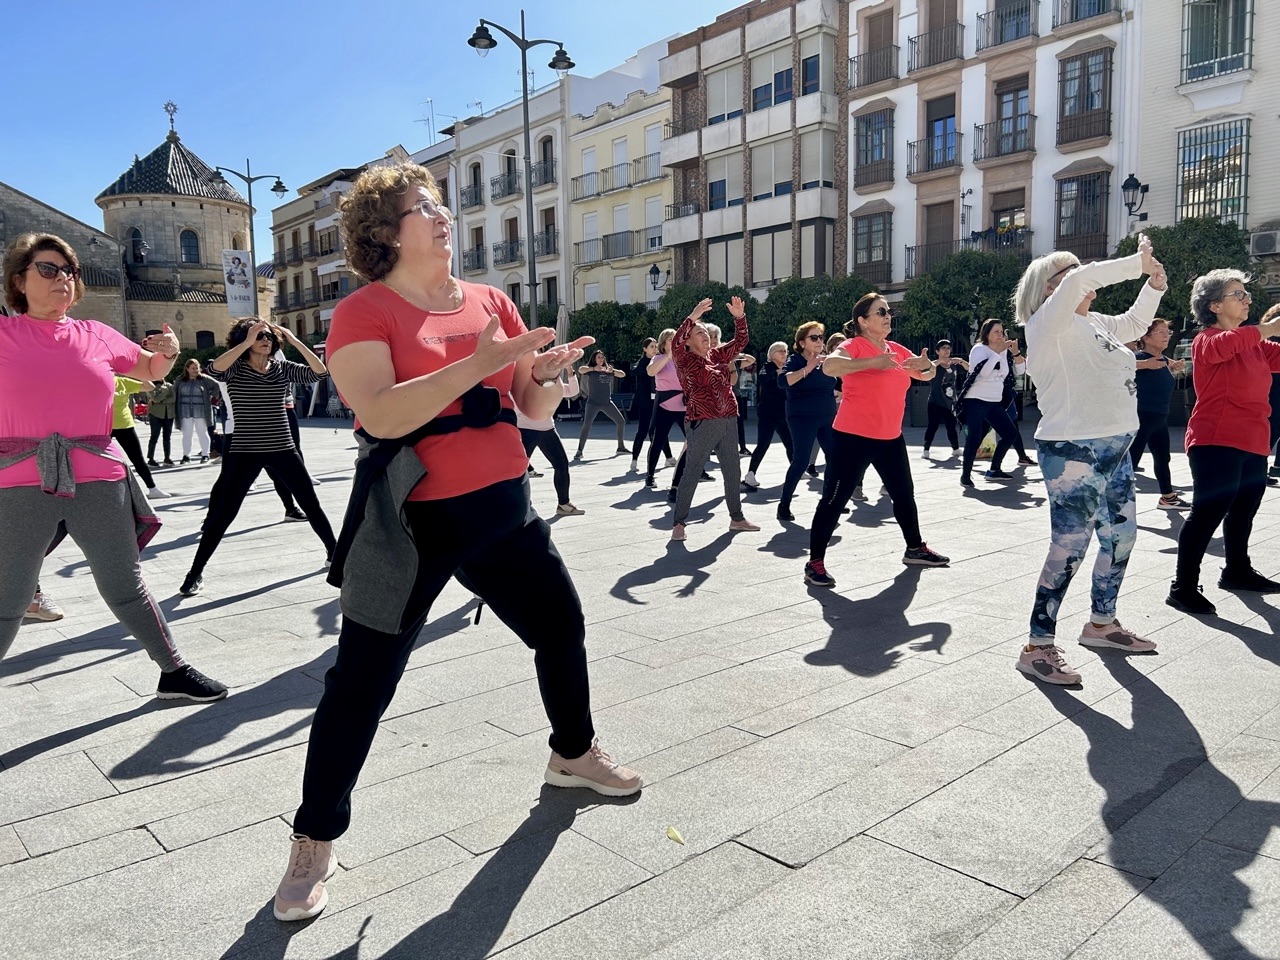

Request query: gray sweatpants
[
  {"left": 674, "top": 416, "right": 743, "bottom": 525},
  {"left": 0, "top": 481, "right": 184, "bottom": 670},
  {"left": 576, "top": 401, "right": 626, "bottom": 453}
]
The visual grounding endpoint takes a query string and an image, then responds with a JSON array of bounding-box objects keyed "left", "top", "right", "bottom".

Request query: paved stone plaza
[{"left": 3, "top": 416, "right": 1280, "bottom": 959}]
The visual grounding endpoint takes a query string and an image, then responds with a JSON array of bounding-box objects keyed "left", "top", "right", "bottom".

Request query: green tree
[
  {"left": 1092, "top": 217, "right": 1273, "bottom": 337},
  {"left": 654, "top": 281, "right": 755, "bottom": 347},
  {"left": 895, "top": 250, "right": 1026, "bottom": 347},
  {"left": 567, "top": 301, "right": 661, "bottom": 371},
  {"left": 756, "top": 274, "right": 876, "bottom": 350}
]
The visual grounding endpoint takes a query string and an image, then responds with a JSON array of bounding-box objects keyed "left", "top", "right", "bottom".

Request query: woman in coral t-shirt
[
  {"left": 802, "top": 292, "right": 949, "bottom": 588},
  {"left": 273, "top": 162, "right": 642, "bottom": 924}
]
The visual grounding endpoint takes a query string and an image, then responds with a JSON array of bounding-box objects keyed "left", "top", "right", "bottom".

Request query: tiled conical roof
[{"left": 96, "top": 129, "right": 247, "bottom": 204}]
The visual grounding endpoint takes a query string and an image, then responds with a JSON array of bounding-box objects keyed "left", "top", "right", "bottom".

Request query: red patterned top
[{"left": 672, "top": 312, "right": 749, "bottom": 422}]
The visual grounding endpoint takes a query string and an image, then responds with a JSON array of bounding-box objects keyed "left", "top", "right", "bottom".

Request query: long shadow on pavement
[
  {"left": 610, "top": 532, "right": 737, "bottom": 604},
  {"left": 1042, "top": 656, "right": 1280, "bottom": 959}
]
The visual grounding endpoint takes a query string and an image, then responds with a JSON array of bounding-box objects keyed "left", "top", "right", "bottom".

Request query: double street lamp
[
  {"left": 468, "top": 11, "right": 574, "bottom": 327},
  {"left": 208, "top": 161, "right": 288, "bottom": 317}
]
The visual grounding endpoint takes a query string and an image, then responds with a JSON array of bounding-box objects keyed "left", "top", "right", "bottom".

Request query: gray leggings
[
  {"left": 674, "top": 415, "right": 743, "bottom": 525},
  {"left": 0, "top": 480, "right": 184, "bottom": 670},
  {"left": 576, "top": 401, "right": 626, "bottom": 452}
]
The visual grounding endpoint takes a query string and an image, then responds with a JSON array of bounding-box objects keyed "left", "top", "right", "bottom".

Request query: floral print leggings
[{"left": 1030, "top": 433, "right": 1136, "bottom": 642}]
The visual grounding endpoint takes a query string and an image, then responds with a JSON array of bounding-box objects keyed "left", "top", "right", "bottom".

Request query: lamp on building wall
[
  {"left": 648, "top": 264, "right": 670, "bottom": 291},
  {"left": 208, "top": 162, "right": 289, "bottom": 317},
  {"left": 467, "top": 10, "right": 574, "bottom": 329},
  {"left": 1122, "top": 173, "right": 1149, "bottom": 222}
]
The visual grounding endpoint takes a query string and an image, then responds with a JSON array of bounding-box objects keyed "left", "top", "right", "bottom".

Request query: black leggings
[
  {"left": 188, "top": 448, "right": 336, "bottom": 578},
  {"left": 780, "top": 416, "right": 833, "bottom": 509},
  {"left": 961, "top": 399, "right": 1020, "bottom": 478},
  {"left": 646, "top": 406, "right": 686, "bottom": 481},
  {"left": 992, "top": 401, "right": 1029, "bottom": 468},
  {"left": 811, "top": 431, "right": 922, "bottom": 560},
  {"left": 522, "top": 427, "right": 572, "bottom": 505},
  {"left": 737, "top": 402, "right": 748, "bottom": 450},
  {"left": 629, "top": 397, "right": 661, "bottom": 461},
  {"left": 112, "top": 427, "right": 153, "bottom": 488},
  {"left": 1175, "top": 445, "right": 1268, "bottom": 584},
  {"left": 748, "top": 409, "right": 793, "bottom": 474},
  {"left": 147, "top": 417, "right": 173, "bottom": 462},
  {"left": 292, "top": 478, "right": 594, "bottom": 841},
  {"left": 923, "top": 404, "right": 958, "bottom": 451},
  {"left": 1131, "top": 408, "right": 1173, "bottom": 494},
  {"left": 207, "top": 433, "right": 297, "bottom": 514}
]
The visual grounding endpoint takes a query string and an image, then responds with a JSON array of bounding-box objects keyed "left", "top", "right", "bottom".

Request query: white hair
[
  {"left": 1013, "top": 251, "right": 1080, "bottom": 325},
  {"left": 1190, "top": 269, "right": 1251, "bottom": 326}
]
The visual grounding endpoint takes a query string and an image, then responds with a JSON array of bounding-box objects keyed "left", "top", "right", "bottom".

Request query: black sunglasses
[
  {"left": 873, "top": 307, "right": 894, "bottom": 318},
  {"left": 30, "top": 261, "right": 79, "bottom": 281},
  {"left": 255, "top": 331, "right": 279, "bottom": 342},
  {"left": 805, "top": 334, "right": 825, "bottom": 342}
]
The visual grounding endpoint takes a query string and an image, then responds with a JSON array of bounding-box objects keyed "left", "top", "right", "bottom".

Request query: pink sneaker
[
  {"left": 1015, "top": 644, "right": 1082, "bottom": 685},
  {"left": 1078, "top": 619, "right": 1157, "bottom": 652},
  {"left": 274, "top": 834, "right": 337, "bottom": 921},
  {"left": 728, "top": 518, "right": 760, "bottom": 532},
  {"left": 545, "top": 739, "right": 643, "bottom": 797}
]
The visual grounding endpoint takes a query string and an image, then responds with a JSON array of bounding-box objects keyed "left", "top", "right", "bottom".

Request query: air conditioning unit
[{"left": 1250, "top": 230, "right": 1280, "bottom": 258}]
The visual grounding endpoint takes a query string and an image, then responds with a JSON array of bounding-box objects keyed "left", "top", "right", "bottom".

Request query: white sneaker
[
  {"left": 25, "top": 593, "right": 64, "bottom": 622},
  {"left": 630, "top": 459, "right": 639, "bottom": 473},
  {"left": 743, "top": 470, "right": 758, "bottom": 487},
  {"left": 147, "top": 486, "right": 173, "bottom": 499},
  {"left": 665, "top": 457, "right": 676, "bottom": 469}
]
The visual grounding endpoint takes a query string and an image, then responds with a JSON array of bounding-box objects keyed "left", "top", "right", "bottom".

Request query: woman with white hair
[
  {"left": 1167, "top": 272, "right": 1280, "bottom": 615},
  {"left": 1012, "top": 235, "right": 1167, "bottom": 686},
  {"left": 742, "top": 341, "right": 792, "bottom": 490}
]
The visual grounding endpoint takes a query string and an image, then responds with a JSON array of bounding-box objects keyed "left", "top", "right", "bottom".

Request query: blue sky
[{"left": 6, "top": 0, "right": 726, "bottom": 260}]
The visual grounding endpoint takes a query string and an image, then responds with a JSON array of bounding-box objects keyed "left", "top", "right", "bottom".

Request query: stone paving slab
[{"left": 4, "top": 420, "right": 1280, "bottom": 958}]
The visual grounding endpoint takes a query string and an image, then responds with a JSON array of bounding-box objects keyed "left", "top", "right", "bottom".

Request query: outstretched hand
[
  {"left": 472, "top": 315, "right": 557, "bottom": 378},
  {"left": 1137, "top": 233, "right": 1160, "bottom": 278},
  {"left": 142, "top": 323, "right": 180, "bottom": 358},
  {"left": 531, "top": 334, "right": 595, "bottom": 383},
  {"left": 690, "top": 298, "right": 714, "bottom": 321},
  {"left": 727, "top": 295, "right": 746, "bottom": 320},
  {"left": 901, "top": 347, "right": 932, "bottom": 372}
]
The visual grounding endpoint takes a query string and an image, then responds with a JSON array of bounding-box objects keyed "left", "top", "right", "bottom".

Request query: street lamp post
[
  {"left": 208, "top": 161, "right": 288, "bottom": 317},
  {"left": 468, "top": 11, "right": 574, "bottom": 329},
  {"left": 89, "top": 234, "right": 149, "bottom": 338}
]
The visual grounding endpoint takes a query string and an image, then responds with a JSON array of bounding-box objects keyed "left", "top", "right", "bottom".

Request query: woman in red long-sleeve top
[{"left": 1169, "top": 272, "right": 1280, "bottom": 615}]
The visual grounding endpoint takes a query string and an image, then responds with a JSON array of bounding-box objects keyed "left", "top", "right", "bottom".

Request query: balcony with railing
[
  {"left": 908, "top": 23, "right": 964, "bottom": 72},
  {"left": 302, "top": 241, "right": 317, "bottom": 261},
  {"left": 639, "top": 224, "right": 663, "bottom": 252},
  {"left": 287, "top": 290, "right": 303, "bottom": 308},
  {"left": 532, "top": 229, "right": 559, "bottom": 258},
  {"left": 848, "top": 46, "right": 900, "bottom": 89},
  {"left": 854, "top": 157, "right": 894, "bottom": 189},
  {"left": 530, "top": 158, "right": 557, "bottom": 188},
  {"left": 907, "top": 132, "right": 963, "bottom": 177},
  {"left": 572, "top": 228, "right": 661, "bottom": 267},
  {"left": 304, "top": 286, "right": 321, "bottom": 307},
  {"left": 852, "top": 258, "right": 892, "bottom": 286},
  {"left": 665, "top": 200, "right": 702, "bottom": 220},
  {"left": 973, "top": 115, "right": 1037, "bottom": 162},
  {"left": 285, "top": 246, "right": 302, "bottom": 265},
  {"left": 974, "top": 227, "right": 1034, "bottom": 259},
  {"left": 905, "top": 239, "right": 972, "bottom": 279},
  {"left": 571, "top": 163, "right": 632, "bottom": 201},
  {"left": 978, "top": 0, "right": 1038, "bottom": 51},
  {"left": 273, "top": 293, "right": 289, "bottom": 311},
  {"left": 272, "top": 250, "right": 287, "bottom": 269},
  {"left": 313, "top": 195, "right": 337, "bottom": 218},
  {"left": 490, "top": 171, "right": 522, "bottom": 201},
  {"left": 1052, "top": 0, "right": 1119, "bottom": 28},
  {"left": 1057, "top": 109, "right": 1111, "bottom": 146},
  {"left": 462, "top": 247, "right": 487, "bottom": 273},
  {"left": 493, "top": 238, "right": 525, "bottom": 266},
  {"left": 663, "top": 114, "right": 702, "bottom": 139},
  {"left": 633, "top": 152, "right": 663, "bottom": 184},
  {"left": 460, "top": 183, "right": 485, "bottom": 210}
]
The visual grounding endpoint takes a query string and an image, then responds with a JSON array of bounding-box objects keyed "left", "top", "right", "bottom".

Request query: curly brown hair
[
  {"left": 3, "top": 233, "right": 84, "bottom": 314},
  {"left": 793, "top": 320, "right": 825, "bottom": 354},
  {"left": 225, "top": 317, "right": 279, "bottom": 350},
  {"left": 339, "top": 162, "right": 442, "bottom": 282}
]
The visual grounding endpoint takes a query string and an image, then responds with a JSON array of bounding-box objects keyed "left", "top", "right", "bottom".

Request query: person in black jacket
[
  {"left": 743, "top": 341, "right": 792, "bottom": 490},
  {"left": 921, "top": 340, "right": 966, "bottom": 458},
  {"left": 777, "top": 322, "right": 838, "bottom": 521},
  {"left": 628, "top": 338, "right": 660, "bottom": 472}
]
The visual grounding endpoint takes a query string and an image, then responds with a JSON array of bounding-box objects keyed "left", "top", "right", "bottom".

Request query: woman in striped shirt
[{"left": 178, "top": 318, "right": 336, "bottom": 596}]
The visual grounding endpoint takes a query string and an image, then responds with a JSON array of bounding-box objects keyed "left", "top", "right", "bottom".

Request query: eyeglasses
[
  {"left": 1220, "top": 290, "right": 1253, "bottom": 303},
  {"left": 255, "top": 331, "right": 278, "bottom": 342},
  {"left": 30, "top": 261, "right": 79, "bottom": 280},
  {"left": 872, "top": 307, "right": 894, "bottom": 318},
  {"left": 399, "top": 198, "right": 454, "bottom": 223},
  {"left": 805, "top": 334, "right": 825, "bottom": 342}
]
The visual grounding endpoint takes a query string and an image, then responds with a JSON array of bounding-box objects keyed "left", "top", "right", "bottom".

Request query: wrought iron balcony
[
  {"left": 977, "top": 0, "right": 1038, "bottom": 50},
  {"left": 907, "top": 132, "right": 963, "bottom": 176},
  {"left": 492, "top": 238, "right": 525, "bottom": 266},
  {"left": 272, "top": 250, "right": 287, "bottom": 269},
  {"left": 663, "top": 114, "right": 702, "bottom": 139},
  {"left": 908, "top": 23, "right": 964, "bottom": 72},
  {"left": 974, "top": 115, "right": 1037, "bottom": 161},
  {"left": 462, "top": 247, "right": 487, "bottom": 272},
  {"left": 302, "top": 241, "right": 317, "bottom": 261},
  {"left": 665, "top": 200, "right": 701, "bottom": 220},
  {"left": 633, "top": 152, "right": 663, "bottom": 184},
  {"left": 530, "top": 158, "right": 557, "bottom": 188},
  {"left": 460, "top": 183, "right": 485, "bottom": 210},
  {"left": 973, "top": 227, "right": 1034, "bottom": 259},
  {"left": 848, "top": 46, "right": 900, "bottom": 89},
  {"left": 532, "top": 229, "right": 559, "bottom": 258},
  {"left": 285, "top": 246, "right": 302, "bottom": 264},
  {"left": 1057, "top": 109, "right": 1111, "bottom": 145},
  {"left": 1052, "top": 0, "right": 1119, "bottom": 28},
  {"left": 851, "top": 258, "right": 892, "bottom": 286},
  {"left": 490, "top": 171, "right": 522, "bottom": 201},
  {"left": 287, "top": 290, "right": 303, "bottom": 308},
  {"left": 571, "top": 163, "right": 632, "bottom": 201},
  {"left": 854, "top": 157, "right": 894, "bottom": 188},
  {"left": 273, "top": 294, "right": 289, "bottom": 311}
]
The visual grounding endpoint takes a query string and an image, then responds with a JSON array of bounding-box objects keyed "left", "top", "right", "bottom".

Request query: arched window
[
  {"left": 502, "top": 149, "right": 517, "bottom": 177},
  {"left": 129, "top": 228, "right": 146, "bottom": 264},
  {"left": 179, "top": 230, "right": 200, "bottom": 264},
  {"left": 538, "top": 135, "right": 554, "bottom": 163},
  {"left": 195, "top": 330, "right": 215, "bottom": 349},
  {"left": 231, "top": 234, "right": 245, "bottom": 250}
]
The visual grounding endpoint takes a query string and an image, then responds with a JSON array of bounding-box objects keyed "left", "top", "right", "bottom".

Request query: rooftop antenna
[
  {"left": 467, "top": 99, "right": 484, "bottom": 117},
  {"left": 417, "top": 98, "right": 438, "bottom": 143}
]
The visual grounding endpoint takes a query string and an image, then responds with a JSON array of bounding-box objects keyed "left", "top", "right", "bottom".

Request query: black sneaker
[
  {"left": 960, "top": 475, "right": 975, "bottom": 488},
  {"left": 904, "top": 543, "right": 949, "bottom": 567},
  {"left": 199, "top": 455, "right": 209, "bottom": 464},
  {"left": 777, "top": 506, "right": 795, "bottom": 522},
  {"left": 644, "top": 476, "right": 656, "bottom": 488},
  {"left": 1219, "top": 568, "right": 1280, "bottom": 594},
  {"left": 163, "top": 459, "right": 175, "bottom": 466},
  {"left": 984, "top": 469, "right": 1012, "bottom": 479},
  {"left": 147, "top": 459, "right": 160, "bottom": 467},
  {"left": 283, "top": 507, "right": 308, "bottom": 523},
  {"left": 180, "top": 456, "right": 191, "bottom": 464},
  {"left": 1167, "top": 581, "right": 1216, "bottom": 614},
  {"left": 804, "top": 560, "right": 835, "bottom": 587},
  {"left": 156, "top": 665, "right": 228, "bottom": 702},
  {"left": 667, "top": 488, "right": 677, "bottom": 503},
  {"left": 179, "top": 573, "right": 203, "bottom": 597},
  {"left": 805, "top": 465, "right": 819, "bottom": 479},
  {"left": 699, "top": 471, "right": 713, "bottom": 482}
]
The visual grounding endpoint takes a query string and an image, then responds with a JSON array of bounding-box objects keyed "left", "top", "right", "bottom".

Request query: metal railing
[
  {"left": 491, "top": 171, "right": 522, "bottom": 200},
  {"left": 633, "top": 152, "right": 663, "bottom": 184},
  {"left": 978, "top": 0, "right": 1038, "bottom": 50},
  {"left": 1057, "top": 109, "right": 1111, "bottom": 145},
  {"left": 665, "top": 200, "right": 701, "bottom": 220},
  {"left": 460, "top": 183, "right": 485, "bottom": 209},
  {"left": 848, "top": 46, "right": 900, "bottom": 89},
  {"left": 530, "top": 158, "right": 557, "bottom": 188},
  {"left": 852, "top": 258, "right": 892, "bottom": 286},
  {"left": 1057, "top": 232, "right": 1108, "bottom": 260},
  {"left": 273, "top": 294, "right": 289, "bottom": 311},
  {"left": 905, "top": 239, "right": 971, "bottom": 278},
  {"left": 462, "top": 247, "right": 487, "bottom": 272},
  {"left": 907, "top": 132, "right": 963, "bottom": 176},
  {"left": 854, "top": 157, "right": 894, "bottom": 188},
  {"left": 492, "top": 238, "right": 525, "bottom": 266},
  {"left": 287, "top": 290, "right": 303, "bottom": 308},
  {"left": 903, "top": 229, "right": 1036, "bottom": 278},
  {"left": 663, "top": 114, "right": 702, "bottom": 139},
  {"left": 272, "top": 250, "right": 287, "bottom": 269},
  {"left": 1052, "top": 0, "right": 1119, "bottom": 28},
  {"left": 640, "top": 224, "right": 663, "bottom": 251},
  {"left": 302, "top": 241, "right": 317, "bottom": 260},
  {"left": 571, "top": 163, "right": 632, "bottom": 201},
  {"left": 572, "top": 228, "right": 663, "bottom": 266},
  {"left": 532, "top": 229, "right": 559, "bottom": 258},
  {"left": 304, "top": 286, "right": 320, "bottom": 307},
  {"left": 285, "top": 246, "right": 302, "bottom": 264},
  {"left": 908, "top": 23, "right": 964, "bottom": 72},
  {"left": 313, "top": 195, "right": 337, "bottom": 217},
  {"left": 974, "top": 115, "right": 1037, "bottom": 160}
]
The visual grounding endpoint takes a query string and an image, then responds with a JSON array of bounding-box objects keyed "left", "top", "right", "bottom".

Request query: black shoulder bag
[{"left": 951, "top": 358, "right": 989, "bottom": 422}]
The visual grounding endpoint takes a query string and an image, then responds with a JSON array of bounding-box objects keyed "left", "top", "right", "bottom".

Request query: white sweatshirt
[
  {"left": 515, "top": 374, "right": 580, "bottom": 431},
  {"left": 967, "top": 343, "right": 1024, "bottom": 402},
  {"left": 1024, "top": 253, "right": 1165, "bottom": 441}
]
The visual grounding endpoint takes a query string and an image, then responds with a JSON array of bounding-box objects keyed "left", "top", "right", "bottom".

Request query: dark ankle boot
[{"left": 1166, "top": 580, "right": 1216, "bottom": 615}]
